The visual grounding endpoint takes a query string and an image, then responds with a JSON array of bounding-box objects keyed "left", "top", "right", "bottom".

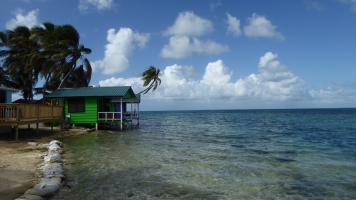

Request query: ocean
[{"left": 53, "top": 109, "right": 356, "bottom": 200}]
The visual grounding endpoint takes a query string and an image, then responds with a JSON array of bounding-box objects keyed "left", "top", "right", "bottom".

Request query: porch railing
[
  {"left": 98, "top": 112, "right": 138, "bottom": 121},
  {"left": 0, "top": 103, "right": 63, "bottom": 121}
]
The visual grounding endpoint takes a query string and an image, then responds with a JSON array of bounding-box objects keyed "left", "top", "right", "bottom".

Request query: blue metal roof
[{"left": 46, "top": 86, "right": 136, "bottom": 98}]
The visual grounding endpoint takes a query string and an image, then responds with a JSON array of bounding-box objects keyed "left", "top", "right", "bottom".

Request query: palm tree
[
  {"left": 139, "top": 66, "right": 161, "bottom": 94},
  {"left": 0, "top": 23, "right": 93, "bottom": 104},
  {"left": 30, "top": 23, "right": 92, "bottom": 104},
  {"left": 0, "top": 66, "right": 18, "bottom": 88},
  {"left": 54, "top": 24, "right": 92, "bottom": 88},
  {"left": 0, "top": 26, "right": 40, "bottom": 102}
]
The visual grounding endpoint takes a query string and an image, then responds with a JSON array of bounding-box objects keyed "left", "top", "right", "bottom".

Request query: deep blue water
[{"left": 54, "top": 109, "right": 356, "bottom": 200}]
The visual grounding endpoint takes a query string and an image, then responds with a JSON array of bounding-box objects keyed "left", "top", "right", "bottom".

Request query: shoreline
[{"left": 0, "top": 124, "right": 92, "bottom": 200}]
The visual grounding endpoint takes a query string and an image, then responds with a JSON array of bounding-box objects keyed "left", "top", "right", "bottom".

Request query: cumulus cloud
[
  {"left": 99, "top": 52, "right": 306, "bottom": 103},
  {"left": 5, "top": 9, "right": 40, "bottom": 30},
  {"left": 243, "top": 13, "right": 285, "bottom": 41},
  {"left": 98, "top": 52, "right": 356, "bottom": 109},
  {"left": 163, "top": 11, "right": 213, "bottom": 37},
  {"left": 91, "top": 28, "right": 150, "bottom": 74},
  {"left": 160, "top": 36, "right": 229, "bottom": 59},
  {"left": 78, "top": 0, "right": 115, "bottom": 11},
  {"left": 161, "top": 11, "right": 228, "bottom": 59},
  {"left": 226, "top": 13, "right": 241, "bottom": 37}
]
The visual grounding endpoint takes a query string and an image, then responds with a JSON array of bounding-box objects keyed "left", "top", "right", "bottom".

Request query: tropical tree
[
  {"left": 0, "top": 66, "right": 17, "bottom": 88},
  {"left": 0, "top": 23, "right": 93, "bottom": 104},
  {"left": 52, "top": 24, "right": 92, "bottom": 88},
  {"left": 139, "top": 66, "right": 161, "bottom": 94},
  {"left": 31, "top": 23, "right": 92, "bottom": 89},
  {"left": 29, "top": 23, "right": 92, "bottom": 104},
  {"left": 0, "top": 26, "right": 40, "bottom": 102}
]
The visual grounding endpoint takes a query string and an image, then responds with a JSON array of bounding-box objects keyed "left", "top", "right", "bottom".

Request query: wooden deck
[{"left": 0, "top": 103, "right": 64, "bottom": 140}]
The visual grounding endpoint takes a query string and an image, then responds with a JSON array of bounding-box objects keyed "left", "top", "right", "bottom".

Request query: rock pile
[{"left": 15, "top": 140, "right": 65, "bottom": 200}]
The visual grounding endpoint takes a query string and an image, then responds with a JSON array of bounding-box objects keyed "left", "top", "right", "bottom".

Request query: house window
[{"left": 68, "top": 98, "right": 85, "bottom": 112}]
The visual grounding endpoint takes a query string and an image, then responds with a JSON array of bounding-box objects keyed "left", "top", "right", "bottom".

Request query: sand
[{"left": 0, "top": 123, "right": 91, "bottom": 200}]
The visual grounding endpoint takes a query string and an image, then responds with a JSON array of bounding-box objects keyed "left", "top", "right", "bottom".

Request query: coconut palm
[
  {"left": 139, "top": 66, "right": 161, "bottom": 94},
  {"left": 53, "top": 24, "right": 92, "bottom": 88},
  {"left": 0, "top": 26, "right": 40, "bottom": 102},
  {"left": 29, "top": 23, "right": 92, "bottom": 105}
]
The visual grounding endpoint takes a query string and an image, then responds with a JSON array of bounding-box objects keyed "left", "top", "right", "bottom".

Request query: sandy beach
[{"left": 0, "top": 124, "right": 89, "bottom": 200}]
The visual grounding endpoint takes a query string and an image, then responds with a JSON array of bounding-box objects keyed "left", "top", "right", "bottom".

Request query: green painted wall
[
  {"left": 65, "top": 97, "right": 98, "bottom": 124},
  {"left": 124, "top": 91, "right": 133, "bottom": 99}
]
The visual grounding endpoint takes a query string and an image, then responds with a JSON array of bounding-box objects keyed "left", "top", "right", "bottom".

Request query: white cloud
[
  {"left": 91, "top": 28, "right": 150, "bottom": 74},
  {"left": 337, "top": 0, "right": 356, "bottom": 11},
  {"left": 243, "top": 13, "right": 285, "bottom": 41},
  {"left": 99, "top": 52, "right": 306, "bottom": 102},
  {"left": 226, "top": 13, "right": 241, "bottom": 37},
  {"left": 98, "top": 52, "right": 356, "bottom": 110},
  {"left": 160, "top": 36, "right": 229, "bottom": 59},
  {"left": 78, "top": 0, "right": 115, "bottom": 11},
  {"left": 161, "top": 11, "right": 228, "bottom": 59},
  {"left": 5, "top": 9, "right": 40, "bottom": 30},
  {"left": 163, "top": 11, "right": 213, "bottom": 37}
]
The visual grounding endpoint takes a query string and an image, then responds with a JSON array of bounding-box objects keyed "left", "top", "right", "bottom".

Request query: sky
[{"left": 1, "top": 0, "right": 356, "bottom": 111}]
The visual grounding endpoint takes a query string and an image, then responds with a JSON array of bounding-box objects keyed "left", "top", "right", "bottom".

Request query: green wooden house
[{"left": 46, "top": 86, "right": 140, "bottom": 130}]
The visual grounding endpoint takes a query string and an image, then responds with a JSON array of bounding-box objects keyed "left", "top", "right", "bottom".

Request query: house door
[{"left": 100, "top": 98, "right": 111, "bottom": 112}]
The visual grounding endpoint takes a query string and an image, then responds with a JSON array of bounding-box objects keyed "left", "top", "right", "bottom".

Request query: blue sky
[{"left": 1, "top": 0, "right": 356, "bottom": 110}]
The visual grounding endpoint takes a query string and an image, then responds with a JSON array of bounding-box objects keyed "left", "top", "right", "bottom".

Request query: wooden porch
[
  {"left": 97, "top": 111, "right": 139, "bottom": 129},
  {"left": 0, "top": 103, "right": 64, "bottom": 140}
]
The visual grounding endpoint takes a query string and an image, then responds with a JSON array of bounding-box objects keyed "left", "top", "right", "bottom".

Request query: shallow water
[{"left": 54, "top": 109, "right": 356, "bottom": 199}]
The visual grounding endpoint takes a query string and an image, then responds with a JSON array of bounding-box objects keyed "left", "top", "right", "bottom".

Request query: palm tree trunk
[
  {"left": 58, "top": 63, "right": 76, "bottom": 89},
  {"left": 42, "top": 75, "right": 51, "bottom": 105}
]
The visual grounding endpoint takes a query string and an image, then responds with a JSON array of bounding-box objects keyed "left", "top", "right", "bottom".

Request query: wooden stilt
[
  {"left": 36, "top": 123, "right": 39, "bottom": 138},
  {"left": 15, "top": 126, "right": 18, "bottom": 141}
]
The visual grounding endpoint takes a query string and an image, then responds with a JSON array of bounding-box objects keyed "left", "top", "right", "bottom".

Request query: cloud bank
[
  {"left": 98, "top": 51, "right": 356, "bottom": 109},
  {"left": 99, "top": 52, "right": 306, "bottom": 102},
  {"left": 91, "top": 28, "right": 150, "bottom": 74}
]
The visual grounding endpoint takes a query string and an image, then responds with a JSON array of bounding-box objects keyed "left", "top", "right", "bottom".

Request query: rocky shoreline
[
  {"left": 15, "top": 140, "right": 64, "bottom": 200},
  {"left": 0, "top": 124, "right": 96, "bottom": 200}
]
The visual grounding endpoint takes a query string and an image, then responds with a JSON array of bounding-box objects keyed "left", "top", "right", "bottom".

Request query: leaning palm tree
[
  {"left": 55, "top": 24, "right": 92, "bottom": 88},
  {"left": 31, "top": 23, "right": 92, "bottom": 89},
  {"left": 0, "top": 26, "right": 39, "bottom": 102},
  {"left": 0, "top": 66, "right": 18, "bottom": 88},
  {"left": 139, "top": 66, "right": 161, "bottom": 94}
]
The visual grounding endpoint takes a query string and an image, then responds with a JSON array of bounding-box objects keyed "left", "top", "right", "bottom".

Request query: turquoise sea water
[{"left": 54, "top": 109, "right": 356, "bottom": 200}]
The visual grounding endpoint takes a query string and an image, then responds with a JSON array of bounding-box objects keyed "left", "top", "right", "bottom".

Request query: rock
[
  {"left": 15, "top": 194, "right": 44, "bottom": 200},
  {"left": 44, "top": 154, "right": 62, "bottom": 163},
  {"left": 49, "top": 140, "right": 62, "bottom": 146},
  {"left": 48, "top": 144, "right": 61, "bottom": 151},
  {"left": 42, "top": 163, "right": 63, "bottom": 177},
  {"left": 27, "top": 142, "right": 39, "bottom": 146}
]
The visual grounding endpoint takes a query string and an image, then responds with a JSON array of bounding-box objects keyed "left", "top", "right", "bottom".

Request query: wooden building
[
  {"left": 46, "top": 86, "right": 140, "bottom": 130},
  {"left": 0, "top": 86, "right": 63, "bottom": 140}
]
